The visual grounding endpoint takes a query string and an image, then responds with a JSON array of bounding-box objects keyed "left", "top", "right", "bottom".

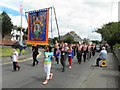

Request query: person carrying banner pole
[{"left": 32, "top": 44, "right": 39, "bottom": 66}]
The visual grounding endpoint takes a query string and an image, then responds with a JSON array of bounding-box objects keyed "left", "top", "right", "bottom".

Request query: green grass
[{"left": 0, "top": 47, "right": 28, "bottom": 57}]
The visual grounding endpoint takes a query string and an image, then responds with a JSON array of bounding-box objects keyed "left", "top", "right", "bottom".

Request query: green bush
[{"left": 113, "top": 43, "right": 120, "bottom": 48}]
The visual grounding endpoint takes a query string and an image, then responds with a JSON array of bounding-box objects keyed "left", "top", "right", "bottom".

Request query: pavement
[{"left": 1, "top": 50, "right": 120, "bottom": 88}]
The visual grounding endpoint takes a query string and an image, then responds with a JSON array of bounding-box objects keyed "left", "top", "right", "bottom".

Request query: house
[
  {"left": 11, "top": 26, "right": 24, "bottom": 42},
  {"left": 83, "top": 38, "right": 91, "bottom": 44},
  {"left": 60, "top": 31, "right": 82, "bottom": 43},
  {"left": 0, "top": 33, "right": 16, "bottom": 46}
]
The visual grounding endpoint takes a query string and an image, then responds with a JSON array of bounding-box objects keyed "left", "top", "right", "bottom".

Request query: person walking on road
[
  {"left": 83, "top": 43, "right": 88, "bottom": 62},
  {"left": 76, "top": 43, "right": 83, "bottom": 64},
  {"left": 68, "top": 44, "right": 74, "bottom": 68},
  {"left": 42, "top": 46, "right": 54, "bottom": 85},
  {"left": 60, "top": 43, "right": 68, "bottom": 72},
  {"left": 54, "top": 45, "right": 60, "bottom": 64},
  {"left": 11, "top": 48, "right": 20, "bottom": 71},
  {"left": 95, "top": 47, "right": 107, "bottom": 67},
  {"left": 91, "top": 44, "right": 96, "bottom": 56},
  {"left": 87, "top": 44, "right": 92, "bottom": 60},
  {"left": 32, "top": 44, "right": 39, "bottom": 66}
]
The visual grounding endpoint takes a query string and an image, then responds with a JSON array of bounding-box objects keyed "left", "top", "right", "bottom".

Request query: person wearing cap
[{"left": 95, "top": 47, "right": 107, "bottom": 66}]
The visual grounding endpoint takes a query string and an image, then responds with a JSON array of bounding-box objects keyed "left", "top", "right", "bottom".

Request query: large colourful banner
[{"left": 27, "top": 8, "right": 49, "bottom": 45}]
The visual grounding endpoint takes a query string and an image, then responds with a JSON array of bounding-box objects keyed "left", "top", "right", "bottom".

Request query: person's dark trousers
[
  {"left": 92, "top": 50, "right": 95, "bottom": 56},
  {"left": 55, "top": 57, "right": 59, "bottom": 64},
  {"left": 13, "top": 62, "right": 17, "bottom": 71},
  {"left": 96, "top": 57, "right": 102, "bottom": 66},
  {"left": 86, "top": 52, "right": 89, "bottom": 60},
  {"left": 77, "top": 53, "right": 82, "bottom": 64},
  {"left": 87, "top": 51, "right": 91, "bottom": 60},
  {"left": 83, "top": 51, "right": 87, "bottom": 62},
  {"left": 60, "top": 57, "right": 66, "bottom": 72},
  {"left": 89, "top": 52, "right": 92, "bottom": 58},
  {"left": 33, "top": 55, "right": 38, "bottom": 66}
]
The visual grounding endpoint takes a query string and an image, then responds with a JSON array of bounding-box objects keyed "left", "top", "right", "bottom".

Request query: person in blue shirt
[
  {"left": 95, "top": 47, "right": 107, "bottom": 66},
  {"left": 42, "top": 46, "right": 54, "bottom": 85},
  {"left": 54, "top": 45, "right": 60, "bottom": 64},
  {"left": 68, "top": 44, "right": 74, "bottom": 68}
]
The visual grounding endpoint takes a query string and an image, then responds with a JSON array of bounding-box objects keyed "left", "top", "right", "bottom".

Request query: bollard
[{"left": 101, "top": 60, "right": 107, "bottom": 67}]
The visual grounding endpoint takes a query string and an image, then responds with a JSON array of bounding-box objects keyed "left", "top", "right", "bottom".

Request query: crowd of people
[
  {"left": 41, "top": 41, "right": 98, "bottom": 85},
  {"left": 10, "top": 40, "right": 108, "bottom": 85}
]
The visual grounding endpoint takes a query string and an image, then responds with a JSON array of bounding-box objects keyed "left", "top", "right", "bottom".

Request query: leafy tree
[
  {"left": 53, "top": 37, "right": 58, "bottom": 43},
  {"left": 91, "top": 40, "right": 101, "bottom": 44},
  {"left": 1, "top": 11, "right": 13, "bottom": 38},
  {"left": 17, "top": 26, "right": 25, "bottom": 31},
  {"left": 96, "top": 22, "right": 120, "bottom": 49},
  {"left": 64, "top": 36, "right": 73, "bottom": 44}
]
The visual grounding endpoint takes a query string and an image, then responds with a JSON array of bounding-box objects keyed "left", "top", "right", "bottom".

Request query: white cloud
[
  {"left": 1, "top": 0, "right": 119, "bottom": 41},
  {"left": 9, "top": 14, "right": 27, "bottom": 28},
  {"left": 88, "top": 32, "right": 102, "bottom": 41}
]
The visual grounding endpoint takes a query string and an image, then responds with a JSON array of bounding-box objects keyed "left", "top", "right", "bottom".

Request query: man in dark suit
[{"left": 32, "top": 44, "right": 39, "bottom": 66}]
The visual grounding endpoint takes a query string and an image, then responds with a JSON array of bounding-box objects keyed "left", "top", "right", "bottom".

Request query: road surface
[{"left": 2, "top": 50, "right": 119, "bottom": 88}]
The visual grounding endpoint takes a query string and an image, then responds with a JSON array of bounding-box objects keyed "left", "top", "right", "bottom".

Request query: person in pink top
[{"left": 83, "top": 43, "right": 88, "bottom": 62}]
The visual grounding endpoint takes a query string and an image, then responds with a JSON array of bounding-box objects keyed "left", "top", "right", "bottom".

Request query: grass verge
[{"left": 0, "top": 47, "right": 28, "bottom": 57}]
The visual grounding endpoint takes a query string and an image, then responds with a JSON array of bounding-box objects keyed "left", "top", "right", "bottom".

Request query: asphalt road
[{"left": 2, "top": 51, "right": 119, "bottom": 88}]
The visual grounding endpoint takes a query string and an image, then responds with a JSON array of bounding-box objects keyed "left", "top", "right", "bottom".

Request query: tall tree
[
  {"left": 1, "top": 11, "right": 13, "bottom": 39},
  {"left": 96, "top": 22, "right": 120, "bottom": 49}
]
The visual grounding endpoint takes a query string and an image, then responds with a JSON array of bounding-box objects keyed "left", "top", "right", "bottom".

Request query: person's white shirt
[
  {"left": 99, "top": 48, "right": 107, "bottom": 60},
  {"left": 12, "top": 51, "right": 18, "bottom": 62}
]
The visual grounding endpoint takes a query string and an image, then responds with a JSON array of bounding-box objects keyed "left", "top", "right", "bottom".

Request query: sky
[{"left": 0, "top": 0, "right": 119, "bottom": 41}]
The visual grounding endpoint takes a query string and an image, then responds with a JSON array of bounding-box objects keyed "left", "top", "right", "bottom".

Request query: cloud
[
  {"left": 9, "top": 14, "right": 27, "bottom": 28},
  {"left": 1, "top": 0, "right": 119, "bottom": 41}
]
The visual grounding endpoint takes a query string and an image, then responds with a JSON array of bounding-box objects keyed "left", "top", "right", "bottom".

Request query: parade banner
[{"left": 27, "top": 8, "right": 49, "bottom": 45}]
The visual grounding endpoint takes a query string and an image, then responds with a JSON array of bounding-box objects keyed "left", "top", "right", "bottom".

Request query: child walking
[{"left": 11, "top": 48, "right": 20, "bottom": 71}]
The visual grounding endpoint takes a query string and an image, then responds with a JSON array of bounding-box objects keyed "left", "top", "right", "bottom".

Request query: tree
[
  {"left": 64, "top": 36, "right": 73, "bottom": 44},
  {"left": 17, "top": 26, "right": 25, "bottom": 31},
  {"left": 1, "top": 11, "right": 13, "bottom": 39},
  {"left": 96, "top": 22, "right": 120, "bottom": 49},
  {"left": 53, "top": 37, "right": 58, "bottom": 43},
  {"left": 91, "top": 40, "right": 101, "bottom": 44}
]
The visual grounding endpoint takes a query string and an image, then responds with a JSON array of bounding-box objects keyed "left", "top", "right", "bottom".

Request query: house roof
[{"left": 65, "top": 31, "right": 81, "bottom": 39}]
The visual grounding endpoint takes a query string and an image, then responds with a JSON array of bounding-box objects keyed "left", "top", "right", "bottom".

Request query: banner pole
[{"left": 53, "top": 6, "right": 60, "bottom": 43}]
